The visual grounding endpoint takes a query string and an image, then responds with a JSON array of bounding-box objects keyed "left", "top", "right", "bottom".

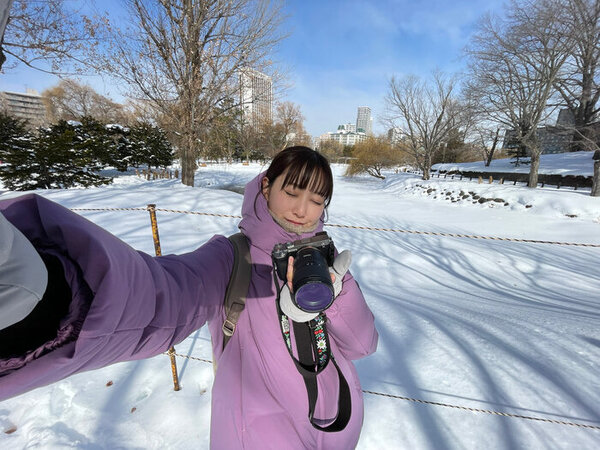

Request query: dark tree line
[{"left": 0, "top": 114, "right": 174, "bottom": 190}]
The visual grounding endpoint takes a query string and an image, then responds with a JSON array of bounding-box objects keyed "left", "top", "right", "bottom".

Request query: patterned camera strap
[{"left": 275, "top": 283, "right": 352, "bottom": 432}]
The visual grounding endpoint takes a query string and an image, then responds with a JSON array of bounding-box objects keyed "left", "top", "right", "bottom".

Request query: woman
[{"left": 0, "top": 146, "right": 378, "bottom": 449}]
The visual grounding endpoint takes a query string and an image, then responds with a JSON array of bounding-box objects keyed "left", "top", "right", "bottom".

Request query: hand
[
  {"left": 329, "top": 250, "right": 352, "bottom": 297},
  {"left": 282, "top": 256, "right": 320, "bottom": 322},
  {"left": 286, "top": 255, "right": 337, "bottom": 291},
  {"left": 280, "top": 251, "right": 352, "bottom": 323},
  {"left": 279, "top": 284, "right": 319, "bottom": 323}
]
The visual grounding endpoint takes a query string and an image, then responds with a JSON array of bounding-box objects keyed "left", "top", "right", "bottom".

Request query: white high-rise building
[
  {"left": 356, "top": 106, "right": 372, "bottom": 135},
  {"left": 239, "top": 68, "right": 273, "bottom": 129},
  {"left": 387, "top": 127, "right": 403, "bottom": 144},
  {"left": 340, "top": 122, "right": 356, "bottom": 133},
  {"left": 0, "top": 89, "right": 47, "bottom": 127},
  {"left": 323, "top": 124, "right": 367, "bottom": 146}
]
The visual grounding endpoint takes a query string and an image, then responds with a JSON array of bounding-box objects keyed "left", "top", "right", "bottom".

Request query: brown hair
[{"left": 263, "top": 146, "right": 334, "bottom": 207}]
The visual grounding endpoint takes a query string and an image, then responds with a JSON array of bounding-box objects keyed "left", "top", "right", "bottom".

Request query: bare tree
[
  {"left": 465, "top": 0, "right": 573, "bottom": 187},
  {"left": 385, "top": 71, "right": 463, "bottom": 180},
  {"left": 290, "top": 121, "right": 312, "bottom": 147},
  {"left": 236, "top": 118, "right": 263, "bottom": 162},
  {"left": 467, "top": 123, "right": 502, "bottom": 167},
  {"left": 244, "top": 101, "right": 308, "bottom": 158},
  {"left": 318, "top": 139, "right": 343, "bottom": 161},
  {"left": 257, "top": 118, "right": 286, "bottom": 157},
  {"left": 99, "top": 0, "right": 286, "bottom": 186},
  {"left": 554, "top": 0, "right": 600, "bottom": 151},
  {"left": 199, "top": 97, "right": 241, "bottom": 161},
  {"left": 274, "top": 101, "right": 304, "bottom": 148},
  {"left": 42, "top": 79, "right": 126, "bottom": 124},
  {"left": 345, "top": 136, "right": 405, "bottom": 179},
  {"left": 0, "top": 0, "right": 103, "bottom": 73}
]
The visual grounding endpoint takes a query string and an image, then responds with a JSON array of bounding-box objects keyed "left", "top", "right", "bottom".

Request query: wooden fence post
[{"left": 147, "top": 204, "right": 181, "bottom": 391}]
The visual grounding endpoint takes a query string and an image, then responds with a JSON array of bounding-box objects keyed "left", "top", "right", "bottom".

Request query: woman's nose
[{"left": 292, "top": 199, "right": 307, "bottom": 217}]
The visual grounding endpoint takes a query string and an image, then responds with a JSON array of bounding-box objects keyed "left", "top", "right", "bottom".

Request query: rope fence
[
  {"left": 71, "top": 204, "right": 600, "bottom": 431},
  {"left": 165, "top": 350, "right": 600, "bottom": 431},
  {"left": 70, "top": 206, "right": 600, "bottom": 248}
]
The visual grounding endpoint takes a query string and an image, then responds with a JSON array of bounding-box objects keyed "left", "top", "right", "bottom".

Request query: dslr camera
[{"left": 272, "top": 232, "right": 335, "bottom": 313}]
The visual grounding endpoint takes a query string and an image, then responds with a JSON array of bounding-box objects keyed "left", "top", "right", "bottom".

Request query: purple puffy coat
[{"left": 0, "top": 173, "right": 378, "bottom": 449}]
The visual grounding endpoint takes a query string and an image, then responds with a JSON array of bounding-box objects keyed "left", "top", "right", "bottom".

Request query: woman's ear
[{"left": 261, "top": 176, "right": 270, "bottom": 200}]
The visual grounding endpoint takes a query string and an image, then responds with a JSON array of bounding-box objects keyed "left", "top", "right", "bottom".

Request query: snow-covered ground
[
  {"left": 434, "top": 150, "right": 597, "bottom": 176},
  {"left": 1, "top": 154, "right": 599, "bottom": 449}
]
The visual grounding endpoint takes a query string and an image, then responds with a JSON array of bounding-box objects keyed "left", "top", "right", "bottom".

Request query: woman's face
[{"left": 262, "top": 172, "right": 326, "bottom": 234}]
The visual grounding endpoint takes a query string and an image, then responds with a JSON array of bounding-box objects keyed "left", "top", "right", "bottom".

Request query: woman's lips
[{"left": 286, "top": 218, "right": 304, "bottom": 225}]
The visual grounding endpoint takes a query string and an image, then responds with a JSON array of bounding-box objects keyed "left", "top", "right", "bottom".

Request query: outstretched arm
[{"left": 0, "top": 194, "right": 233, "bottom": 401}]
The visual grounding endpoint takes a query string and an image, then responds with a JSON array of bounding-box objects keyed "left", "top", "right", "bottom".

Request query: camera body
[{"left": 272, "top": 232, "right": 336, "bottom": 313}]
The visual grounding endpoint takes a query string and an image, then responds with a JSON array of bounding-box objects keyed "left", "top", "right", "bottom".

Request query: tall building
[
  {"left": 0, "top": 89, "right": 47, "bottom": 126},
  {"left": 387, "top": 127, "right": 403, "bottom": 145},
  {"left": 356, "top": 106, "right": 372, "bottom": 135},
  {"left": 239, "top": 68, "right": 273, "bottom": 129},
  {"left": 323, "top": 124, "right": 367, "bottom": 146},
  {"left": 340, "top": 122, "right": 356, "bottom": 133}
]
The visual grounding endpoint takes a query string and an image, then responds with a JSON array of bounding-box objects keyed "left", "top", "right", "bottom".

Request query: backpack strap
[{"left": 222, "top": 232, "right": 252, "bottom": 350}]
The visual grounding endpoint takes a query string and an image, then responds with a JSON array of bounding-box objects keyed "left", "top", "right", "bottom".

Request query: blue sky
[{"left": 0, "top": 0, "right": 506, "bottom": 137}]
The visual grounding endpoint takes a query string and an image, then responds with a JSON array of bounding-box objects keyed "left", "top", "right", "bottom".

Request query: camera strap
[{"left": 275, "top": 278, "right": 352, "bottom": 432}]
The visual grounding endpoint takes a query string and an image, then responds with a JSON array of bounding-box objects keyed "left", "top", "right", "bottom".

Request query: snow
[
  {"left": 1, "top": 154, "right": 600, "bottom": 449},
  {"left": 433, "top": 150, "right": 597, "bottom": 177}
]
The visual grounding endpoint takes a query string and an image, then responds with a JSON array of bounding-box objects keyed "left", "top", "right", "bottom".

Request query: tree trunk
[
  {"left": 528, "top": 150, "right": 540, "bottom": 188},
  {"left": 592, "top": 160, "right": 600, "bottom": 197},
  {"left": 485, "top": 128, "right": 500, "bottom": 166},
  {"left": 422, "top": 153, "right": 432, "bottom": 180},
  {"left": 484, "top": 154, "right": 492, "bottom": 167},
  {"left": 181, "top": 138, "right": 196, "bottom": 187},
  {"left": 422, "top": 166, "right": 430, "bottom": 180}
]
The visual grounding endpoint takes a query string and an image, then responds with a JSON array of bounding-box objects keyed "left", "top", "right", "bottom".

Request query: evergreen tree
[
  {"left": 130, "top": 122, "right": 174, "bottom": 171},
  {"left": 31, "top": 120, "right": 112, "bottom": 189},
  {"left": 0, "top": 113, "right": 36, "bottom": 190},
  {"left": 78, "top": 116, "right": 116, "bottom": 168},
  {"left": 0, "top": 115, "right": 112, "bottom": 190},
  {"left": 105, "top": 123, "right": 133, "bottom": 172},
  {"left": 77, "top": 117, "right": 132, "bottom": 172},
  {"left": 508, "top": 144, "right": 530, "bottom": 167}
]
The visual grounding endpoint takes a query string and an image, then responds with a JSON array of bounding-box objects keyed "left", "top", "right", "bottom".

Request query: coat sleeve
[
  {"left": 325, "top": 270, "right": 378, "bottom": 360},
  {"left": 0, "top": 194, "right": 233, "bottom": 401}
]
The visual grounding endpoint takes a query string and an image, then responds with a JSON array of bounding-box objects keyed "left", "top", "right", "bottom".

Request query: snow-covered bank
[{"left": 433, "top": 150, "right": 597, "bottom": 177}]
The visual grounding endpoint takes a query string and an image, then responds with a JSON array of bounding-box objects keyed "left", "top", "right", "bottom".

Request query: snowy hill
[{"left": 0, "top": 154, "right": 599, "bottom": 449}]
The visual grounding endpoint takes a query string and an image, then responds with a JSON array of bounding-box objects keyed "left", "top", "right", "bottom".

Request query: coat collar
[{"left": 238, "top": 171, "right": 325, "bottom": 259}]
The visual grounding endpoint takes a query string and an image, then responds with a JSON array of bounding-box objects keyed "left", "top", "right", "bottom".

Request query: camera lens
[
  {"left": 295, "top": 283, "right": 333, "bottom": 312},
  {"left": 293, "top": 247, "right": 334, "bottom": 312}
]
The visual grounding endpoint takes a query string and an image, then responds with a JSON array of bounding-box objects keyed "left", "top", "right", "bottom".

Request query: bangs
[{"left": 281, "top": 161, "right": 333, "bottom": 202}]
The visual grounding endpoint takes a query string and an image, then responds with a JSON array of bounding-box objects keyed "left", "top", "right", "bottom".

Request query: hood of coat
[{"left": 238, "top": 171, "right": 325, "bottom": 261}]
